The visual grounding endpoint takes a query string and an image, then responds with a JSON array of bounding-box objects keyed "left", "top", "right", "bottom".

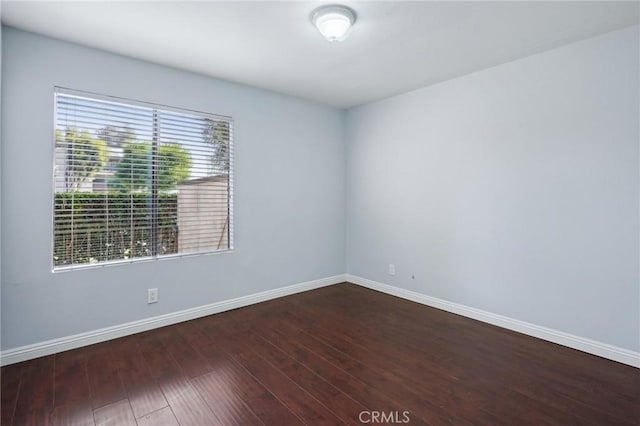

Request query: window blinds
[{"left": 53, "top": 87, "right": 233, "bottom": 270}]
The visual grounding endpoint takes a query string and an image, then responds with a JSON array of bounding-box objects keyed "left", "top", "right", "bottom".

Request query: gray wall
[
  {"left": 345, "top": 26, "right": 639, "bottom": 351},
  {"left": 1, "top": 27, "right": 346, "bottom": 350}
]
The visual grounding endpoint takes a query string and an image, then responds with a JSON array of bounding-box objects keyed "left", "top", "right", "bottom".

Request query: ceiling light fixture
[{"left": 311, "top": 5, "right": 357, "bottom": 42}]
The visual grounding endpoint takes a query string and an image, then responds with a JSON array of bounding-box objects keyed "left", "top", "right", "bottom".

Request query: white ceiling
[{"left": 1, "top": 1, "right": 638, "bottom": 108}]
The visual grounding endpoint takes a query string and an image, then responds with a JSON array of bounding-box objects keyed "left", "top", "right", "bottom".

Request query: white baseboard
[
  {"left": 346, "top": 274, "right": 640, "bottom": 368},
  {"left": 0, "top": 274, "right": 347, "bottom": 366}
]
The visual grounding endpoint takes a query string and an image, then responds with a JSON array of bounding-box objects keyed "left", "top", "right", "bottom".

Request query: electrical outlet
[
  {"left": 388, "top": 263, "right": 396, "bottom": 276},
  {"left": 147, "top": 288, "right": 158, "bottom": 304}
]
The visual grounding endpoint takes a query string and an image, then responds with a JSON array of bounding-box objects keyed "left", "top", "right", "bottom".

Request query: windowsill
[{"left": 52, "top": 248, "right": 234, "bottom": 273}]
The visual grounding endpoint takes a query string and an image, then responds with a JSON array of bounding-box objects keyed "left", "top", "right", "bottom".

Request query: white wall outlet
[
  {"left": 147, "top": 288, "right": 158, "bottom": 304},
  {"left": 388, "top": 263, "right": 396, "bottom": 276}
]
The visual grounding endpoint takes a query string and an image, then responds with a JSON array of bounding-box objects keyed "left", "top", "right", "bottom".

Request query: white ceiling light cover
[{"left": 312, "top": 5, "right": 356, "bottom": 42}]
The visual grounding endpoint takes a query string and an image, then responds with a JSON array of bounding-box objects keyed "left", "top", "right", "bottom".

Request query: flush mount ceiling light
[{"left": 311, "top": 5, "right": 357, "bottom": 42}]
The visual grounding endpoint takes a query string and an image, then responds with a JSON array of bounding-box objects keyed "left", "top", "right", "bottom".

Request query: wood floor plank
[
  {"left": 159, "top": 325, "right": 213, "bottom": 378},
  {"left": 1, "top": 363, "right": 24, "bottom": 426},
  {"left": 93, "top": 399, "right": 136, "bottom": 426},
  {"left": 191, "top": 369, "right": 264, "bottom": 426},
  {"left": 51, "top": 348, "right": 94, "bottom": 426},
  {"left": 51, "top": 403, "right": 95, "bottom": 426},
  {"left": 159, "top": 376, "right": 222, "bottom": 426},
  {"left": 12, "top": 355, "right": 55, "bottom": 426},
  {"left": 109, "top": 336, "right": 168, "bottom": 418},
  {"left": 136, "top": 331, "right": 222, "bottom": 425},
  {"left": 85, "top": 343, "right": 126, "bottom": 409},
  {"left": 53, "top": 349, "right": 91, "bottom": 406},
  {"left": 136, "top": 331, "right": 182, "bottom": 384},
  {"left": 136, "top": 406, "right": 179, "bottom": 426}
]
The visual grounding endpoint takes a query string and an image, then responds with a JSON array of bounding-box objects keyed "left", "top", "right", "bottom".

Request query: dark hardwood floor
[{"left": 1, "top": 283, "right": 638, "bottom": 425}]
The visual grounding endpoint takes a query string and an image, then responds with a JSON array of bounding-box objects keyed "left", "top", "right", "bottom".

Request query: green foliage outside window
[
  {"left": 109, "top": 142, "right": 191, "bottom": 193},
  {"left": 53, "top": 193, "right": 178, "bottom": 266}
]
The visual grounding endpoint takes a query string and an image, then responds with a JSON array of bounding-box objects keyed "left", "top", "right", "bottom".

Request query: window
[{"left": 52, "top": 88, "right": 233, "bottom": 270}]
